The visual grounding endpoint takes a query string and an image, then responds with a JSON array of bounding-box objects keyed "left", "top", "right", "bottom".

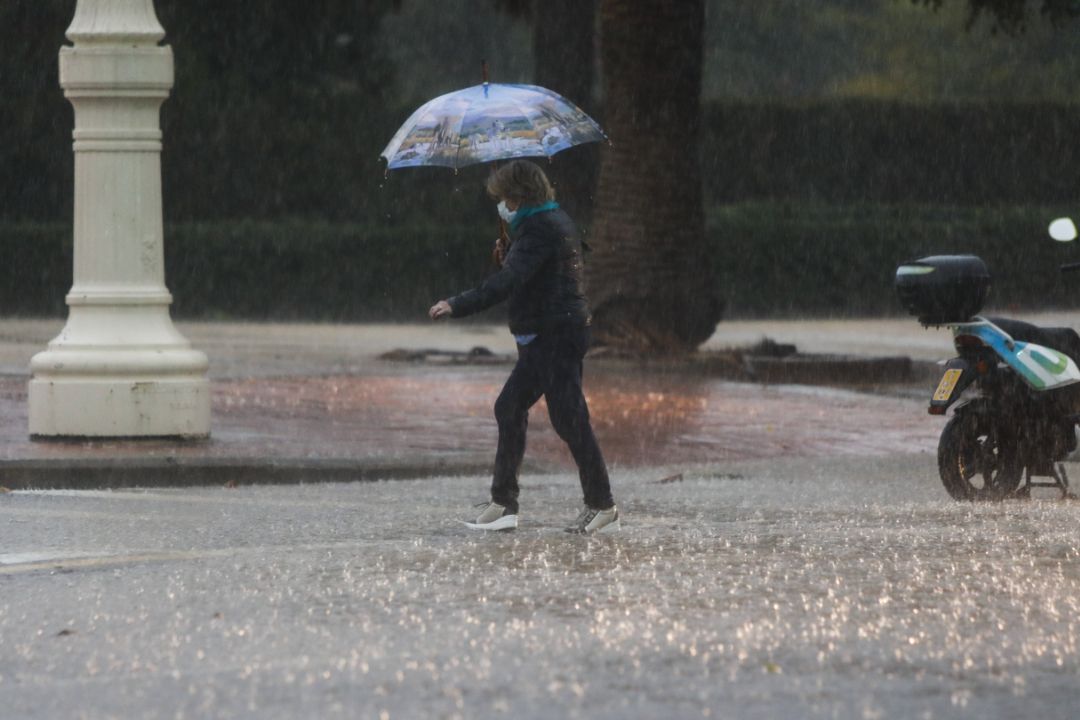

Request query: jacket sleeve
[{"left": 447, "top": 228, "right": 553, "bottom": 318}]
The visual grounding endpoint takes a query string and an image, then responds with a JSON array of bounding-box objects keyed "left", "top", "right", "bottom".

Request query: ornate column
[{"left": 29, "top": 0, "right": 210, "bottom": 437}]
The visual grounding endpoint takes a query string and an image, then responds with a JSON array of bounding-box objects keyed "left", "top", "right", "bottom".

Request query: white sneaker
[
  {"left": 463, "top": 501, "right": 518, "bottom": 531},
  {"left": 565, "top": 505, "right": 620, "bottom": 535}
]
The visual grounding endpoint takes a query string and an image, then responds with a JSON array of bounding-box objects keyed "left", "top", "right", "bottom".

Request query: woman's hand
[
  {"left": 429, "top": 300, "right": 452, "bottom": 320},
  {"left": 492, "top": 236, "right": 508, "bottom": 267}
]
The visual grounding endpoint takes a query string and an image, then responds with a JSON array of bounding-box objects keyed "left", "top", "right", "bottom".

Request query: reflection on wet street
[
  {"left": 0, "top": 363, "right": 941, "bottom": 468},
  {"left": 224, "top": 369, "right": 945, "bottom": 467},
  {"left": 209, "top": 366, "right": 944, "bottom": 467},
  {"left": 3, "top": 456, "right": 1080, "bottom": 718}
]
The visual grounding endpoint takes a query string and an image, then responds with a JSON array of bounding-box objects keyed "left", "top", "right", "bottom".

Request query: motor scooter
[{"left": 896, "top": 218, "right": 1080, "bottom": 500}]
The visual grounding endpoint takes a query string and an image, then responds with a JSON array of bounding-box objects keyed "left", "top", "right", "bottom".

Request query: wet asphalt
[{"left": 2, "top": 317, "right": 1080, "bottom": 718}]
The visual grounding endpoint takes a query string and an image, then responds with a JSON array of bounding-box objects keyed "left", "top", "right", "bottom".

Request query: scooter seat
[{"left": 986, "top": 317, "right": 1080, "bottom": 365}]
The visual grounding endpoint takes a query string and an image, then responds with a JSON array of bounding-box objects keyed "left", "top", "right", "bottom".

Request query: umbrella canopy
[{"left": 381, "top": 83, "right": 606, "bottom": 171}]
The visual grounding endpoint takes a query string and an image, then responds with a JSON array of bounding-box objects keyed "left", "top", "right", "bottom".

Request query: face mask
[{"left": 497, "top": 201, "right": 516, "bottom": 223}]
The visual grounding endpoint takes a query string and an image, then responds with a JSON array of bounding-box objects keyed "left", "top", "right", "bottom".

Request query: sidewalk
[{"left": 3, "top": 312, "right": 1073, "bottom": 489}]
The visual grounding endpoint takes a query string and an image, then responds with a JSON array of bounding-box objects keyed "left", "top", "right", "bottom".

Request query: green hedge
[
  {"left": 4, "top": 205, "right": 1080, "bottom": 321},
  {"left": 0, "top": 223, "right": 73, "bottom": 317},
  {"left": 9, "top": 100, "right": 1080, "bottom": 226},
  {"left": 0, "top": 221, "right": 504, "bottom": 321},
  {"left": 702, "top": 101, "right": 1080, "bottom": 205},
  {"left": 162, "top": 221, "right": 495, "bottom": 320},
  {"left": 711, "top": 203, "right": 1080, "bottom": 317}
]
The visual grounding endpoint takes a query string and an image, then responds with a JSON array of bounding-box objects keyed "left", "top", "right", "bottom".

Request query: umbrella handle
[
  {"left": 492, "top": 218, "right": 510, "bottom": 268},
  {"left": 489, "top": 150, "right": 507, "bottom": 267}
]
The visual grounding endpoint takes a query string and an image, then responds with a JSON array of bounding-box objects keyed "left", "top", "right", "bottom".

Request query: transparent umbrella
[{"left": 380, "top": 81, "right": 607, "bottom": 172}]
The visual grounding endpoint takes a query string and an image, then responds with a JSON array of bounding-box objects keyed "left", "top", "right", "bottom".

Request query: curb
[
  {"left": 0, "top": 456, "right": 496, "bottom": 491},
  {"left": 592, "top": 352, "right": 937, "bottom": 387},
  {"left": 743, "top": 355, "right": 937, "bottom": 386}
]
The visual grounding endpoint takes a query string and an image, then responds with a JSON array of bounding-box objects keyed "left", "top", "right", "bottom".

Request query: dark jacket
[{"left": 448, "top": 206, "right": 591, "bottom": 334}]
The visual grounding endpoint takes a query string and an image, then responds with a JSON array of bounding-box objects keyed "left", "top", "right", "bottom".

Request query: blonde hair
[{"left": 485, "top": 160, "right": 555, "bottom": 206}]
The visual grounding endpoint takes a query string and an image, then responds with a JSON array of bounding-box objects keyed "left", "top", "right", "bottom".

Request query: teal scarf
[{"left": 509, "top": 201, "right": 559, "bottom": 232}]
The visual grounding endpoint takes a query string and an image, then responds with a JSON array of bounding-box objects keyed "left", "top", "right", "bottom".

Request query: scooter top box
[{"left": 895, "top": 255, "right": 990, "bottom": 326}]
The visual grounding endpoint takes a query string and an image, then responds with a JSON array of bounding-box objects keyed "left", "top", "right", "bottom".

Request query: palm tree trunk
[{"left": 588, "top": 0, "right": 722, "bottom": 352}]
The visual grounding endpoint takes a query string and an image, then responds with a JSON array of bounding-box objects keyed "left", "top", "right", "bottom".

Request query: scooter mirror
[{"left": 1049, "top": 217, "right": 1078, "bottom": 242}]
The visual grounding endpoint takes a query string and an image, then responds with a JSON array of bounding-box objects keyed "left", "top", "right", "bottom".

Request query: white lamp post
[{"left": 29, "top": 0, "right": 210, "bottom": 437}]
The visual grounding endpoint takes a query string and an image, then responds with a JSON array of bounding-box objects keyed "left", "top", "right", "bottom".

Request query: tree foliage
[
  {"left": 155, "top": 0, "right": 402, "bottom": 220},
  {"left": 909, "top": 0, "right": 1080, "bottom": 32},
  {"left": 704, "top": 1, "right": 1080, "bottom": 100},
  {"left": 0, "top": 1, "right": 77, "bottom": 221},
  {"left": 0, "top": 0, "right": 407, "bottom": 222}
]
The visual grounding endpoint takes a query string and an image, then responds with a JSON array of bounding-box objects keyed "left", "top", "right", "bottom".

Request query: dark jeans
[{"left": 491, "top": 323, "right": 614, "bottom": 514}]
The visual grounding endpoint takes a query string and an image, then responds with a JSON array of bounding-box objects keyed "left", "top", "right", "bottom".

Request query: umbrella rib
[
  {"left": 380, "top": 97, "right": 436, "bottom": 161},
  {"left": 479, "top": 87, "right": 550, "bottom": 162},
  {"left": 510, "top": 99, "right": 554, "bottom": 158},
  {"left": 511, "top": 92, "right": 586, "bottom": 159},
  {"left": 451, "top": 104, "right": 472, "bottom": 170},
  {"left": 526, "top": 83, "right": 608, "bottom": 141},
  {"left": 419, "top": 99, "right": 469, "bottom": 169},
  {"left": 508, "top": 86, "right": 606, "bottom": 158}
]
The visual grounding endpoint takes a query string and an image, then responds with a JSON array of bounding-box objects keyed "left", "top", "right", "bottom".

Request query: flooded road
[
  {"left": 1, "top": 319, "right": 1077, "bottom": 717},
  {"left": 211, "top": 368, "right": 944, "bottom": 469},
  {"left": 0, "top": 367, "right": 943, "bottom": 471},
  {"left": 4, "top": 456, "right": 1080, "bottom": 719}
]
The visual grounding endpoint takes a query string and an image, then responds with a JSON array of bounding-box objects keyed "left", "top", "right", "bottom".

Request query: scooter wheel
[{"left": 938, "top": 412, "right": 1024, "bottom": 501}]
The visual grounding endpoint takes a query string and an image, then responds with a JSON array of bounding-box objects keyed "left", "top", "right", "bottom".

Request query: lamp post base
[
  {"left": 28, "top": 305, "right": 211, "bottom": 438},
  {"left": 29, "top": 374, "right": 210, "bottom": 439}
]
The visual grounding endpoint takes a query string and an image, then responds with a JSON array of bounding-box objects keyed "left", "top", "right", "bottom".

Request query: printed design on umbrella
[
  {"left": 385, "top": 103, "right": 468, "bottom": 166},
  {"left": 382, "top": 83, "right": 607, "bottom": 171}
]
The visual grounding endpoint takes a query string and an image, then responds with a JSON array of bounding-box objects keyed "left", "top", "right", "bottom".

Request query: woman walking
[{"left": 429, "top": 160, "right": 619, "bottom": 535}]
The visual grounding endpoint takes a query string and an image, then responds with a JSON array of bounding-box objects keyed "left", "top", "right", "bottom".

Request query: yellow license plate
[{"left": 933, "top": 368, "right": 964, "bottom": 403}]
